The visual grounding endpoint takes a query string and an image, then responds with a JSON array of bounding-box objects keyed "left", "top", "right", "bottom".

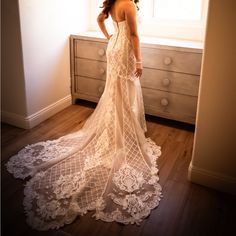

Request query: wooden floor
[{"left": 1, "top": 101, "right": 236, "bottom": 236}]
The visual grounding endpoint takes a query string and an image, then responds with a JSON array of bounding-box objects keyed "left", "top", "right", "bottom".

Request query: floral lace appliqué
[
  {"left": 53, "top": 172, "right": 86, "bottom": 199},
  {"left": 6, "top": 140, "right": 73, "bottom": 179},
  {"left": 113, "top": 164, "right": 145, "bottom": 193}
]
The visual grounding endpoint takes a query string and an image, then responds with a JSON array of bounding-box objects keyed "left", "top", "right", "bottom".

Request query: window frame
[{"left": 138, "top": 0, "right": 209, "bottom": 41}]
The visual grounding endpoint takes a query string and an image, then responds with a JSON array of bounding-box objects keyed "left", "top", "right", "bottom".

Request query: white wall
[
  {"left": 188, "top": 0, "right": 236, "bottom": 194},
  {"left": 1, "top": 0, "right": 27, "bottom": 117},
  {"left": 2, "top": 0, "right": 90, "bottom": 128},
  {"left": 19, "top": 0, "right": 90, "bottom": 118}
]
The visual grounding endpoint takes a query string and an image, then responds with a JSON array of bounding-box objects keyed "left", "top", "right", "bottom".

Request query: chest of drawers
[{"left": 70, "top": 33, "right": 203, "bottom": 124}]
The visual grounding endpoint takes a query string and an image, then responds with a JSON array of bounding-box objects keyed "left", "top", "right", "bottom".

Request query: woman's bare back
[{"left": 110, "top": 0, "right": 131, "bottom": 22}]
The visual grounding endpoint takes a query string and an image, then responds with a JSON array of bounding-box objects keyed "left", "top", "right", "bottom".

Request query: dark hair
[{"left": 100, "top": 0, "right": 140, "bottom": 19}]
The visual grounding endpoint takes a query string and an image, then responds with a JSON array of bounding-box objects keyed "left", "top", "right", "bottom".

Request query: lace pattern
[
  {"left": 6, "top": 20, "right": 162, "bottom": 231},
  {"left": 6, "top": 140, "right": 76, "bottom": 179}
]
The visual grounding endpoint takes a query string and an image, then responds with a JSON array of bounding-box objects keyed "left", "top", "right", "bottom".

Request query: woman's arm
[
  {"left": 124, "top": 2, "right": 143, "bottom": 77},
  {"left": 97, "top": 12, "right": 111, "bottom": 39}
]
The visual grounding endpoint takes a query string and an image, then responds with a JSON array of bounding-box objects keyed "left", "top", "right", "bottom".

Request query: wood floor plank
[
  {"left": 140, "top": 180, "right": 190, "bottom": 236},
  {"left": 1, "top": 102, "right": 235, "bottom": 236}
]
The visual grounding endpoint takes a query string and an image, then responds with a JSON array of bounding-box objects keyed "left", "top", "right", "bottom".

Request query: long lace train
[{"left": 6, "top": 20, "right": 162, "bottom": 231}]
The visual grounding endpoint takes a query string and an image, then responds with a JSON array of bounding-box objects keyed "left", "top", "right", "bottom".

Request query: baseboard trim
[
  {"left": 188, "top": 161, "right": 236, "bottom": 195},
  {"left": 1, "top": 95, "right": 72, "bottom": 129},
  {"left": 1, "top": 111, "right": 29, "bottom": 129}
]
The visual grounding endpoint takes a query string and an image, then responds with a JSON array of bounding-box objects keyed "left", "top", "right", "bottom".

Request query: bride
[{"left": 6, "top": 0, "right": 162, "bottom": 231}]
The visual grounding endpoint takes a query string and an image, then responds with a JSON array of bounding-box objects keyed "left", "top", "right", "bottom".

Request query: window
[
  {"left": 153, "top": 0, "right": 202, "bottom": 21},
  {"left": 138, "top": 0, "right": 209, "bottom": 41},
  {"left": 90, "top": 0, "right": 209, "bottom": 41}
]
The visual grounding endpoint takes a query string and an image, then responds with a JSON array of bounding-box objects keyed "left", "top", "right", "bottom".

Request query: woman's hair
[{"left": 100, "top": 0, "right": 140, "bottom": 19}]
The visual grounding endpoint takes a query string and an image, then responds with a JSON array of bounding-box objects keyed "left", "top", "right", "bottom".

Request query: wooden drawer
[
  {"left": 74, "top": 58, "right": 200, "bottom": 97},
  {"left": 75, "top": 40, "right": 107, "bottom": 61},
  {"left": 75, "top": 58, "right": 107, "bottom": 80},
  {"left": 142, "top": 88, "right": 198, "bottom": 124},
  {"left": 70, "top": 35, "right": 203, "bottom": 123},
  {"left": 141, "top": 68, "right": 199, "bottom": 96},
  {"left": 142, "top": 47, "right": 202, "bottom": 75},
  {"left": 75, "top": 76, "right": 105, "bottom": 102}
]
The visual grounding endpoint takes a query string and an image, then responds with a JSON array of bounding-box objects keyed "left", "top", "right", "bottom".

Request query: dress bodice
[{"left": 112, "top": 20, "right": 129, "bottom": 38}]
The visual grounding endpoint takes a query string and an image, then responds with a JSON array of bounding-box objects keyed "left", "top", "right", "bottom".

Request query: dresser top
[{"left": 71, "top": 31, "right": 203, "bottom": 53}]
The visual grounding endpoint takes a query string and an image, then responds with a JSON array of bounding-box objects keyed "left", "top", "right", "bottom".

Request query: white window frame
[{"left": 138, "top": 0, "right": 209, "bottom": 41}]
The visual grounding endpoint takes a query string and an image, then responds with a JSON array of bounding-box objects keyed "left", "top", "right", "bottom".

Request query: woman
[
  {"left": 97, "top": 0, "right": 143, "bottom": 79},
  {"left": 6, "top": 0, "right": 162, "bottom": 231}
]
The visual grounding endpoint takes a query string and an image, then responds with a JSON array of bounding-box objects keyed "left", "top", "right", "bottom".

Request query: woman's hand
[
  {"left": 134, "top": 62, "right": 143, "bottom": 78},
  {"left": 107, "top": 34, "right": 113, "bottom": 40}
]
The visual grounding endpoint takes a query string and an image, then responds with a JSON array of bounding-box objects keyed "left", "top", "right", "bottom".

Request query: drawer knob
[
  {"left": 162, "top": 78, "right": 171, "bottom": 87},
  {"left": 98, "top": 49, "right": 105, "bottom": 56},
  {"left": 160, "top": 98, "right": 169, "bottom": 107},
  {"left": 164, "top": 57, "right": 172, "bottom": 65},
  {"left": 98, "top": 86, "right": 104, "bottom": 93},
  {"left": 99, "top": 68, "right": 105, "bottom": 74}
]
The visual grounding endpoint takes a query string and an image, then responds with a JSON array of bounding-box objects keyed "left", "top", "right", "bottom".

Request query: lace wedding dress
[{"left": 6, "top": 20, "right": 162, "bottom": 231}]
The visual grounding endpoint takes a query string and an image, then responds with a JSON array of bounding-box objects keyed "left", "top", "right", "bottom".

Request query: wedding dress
[{"left": 6, "top": 20, "right": 162, "bottom": 231}]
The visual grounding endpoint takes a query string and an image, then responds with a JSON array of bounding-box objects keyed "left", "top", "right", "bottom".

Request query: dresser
[{"left": 70, "top": 32, "right": 203, "bottom": 124}]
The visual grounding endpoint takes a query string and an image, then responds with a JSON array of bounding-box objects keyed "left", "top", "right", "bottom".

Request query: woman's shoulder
[
  {"left": 120, "top": 0, "right": 136, "bottom": 8},
  {"left": 120, "top": 0, "right": 136, "bottom": 11}
]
